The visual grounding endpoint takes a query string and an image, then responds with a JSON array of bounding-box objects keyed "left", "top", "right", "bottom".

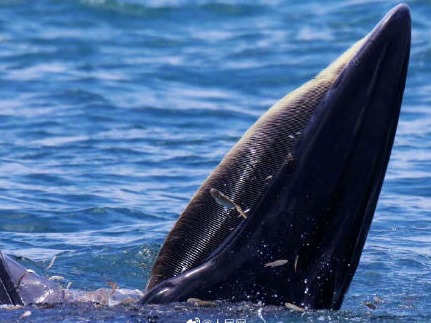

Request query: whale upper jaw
[{"left": 141, "top": 4, "right": 411, "bottom": 310}]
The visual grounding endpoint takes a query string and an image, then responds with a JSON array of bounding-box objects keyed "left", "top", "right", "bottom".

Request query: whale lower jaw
[{"left": 141, "top": 4, "right": 411, "bottom": 310}]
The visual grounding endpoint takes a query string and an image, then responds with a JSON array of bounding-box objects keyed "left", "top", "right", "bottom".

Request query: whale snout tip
[{"left": 381, "top": 3, "right": 411, "bottom": 31}]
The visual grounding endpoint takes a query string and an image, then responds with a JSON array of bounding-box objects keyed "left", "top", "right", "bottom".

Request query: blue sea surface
[{"left": 0, "top": 0, "right": 430, "bottom": 321}]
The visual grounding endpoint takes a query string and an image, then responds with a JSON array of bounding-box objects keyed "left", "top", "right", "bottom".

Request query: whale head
[{"left": 142, "top": 4, "right": 411, "bottom": 310}]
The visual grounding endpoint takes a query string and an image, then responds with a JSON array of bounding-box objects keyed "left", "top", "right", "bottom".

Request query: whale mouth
[{"left": 141, "top": 4, "right": 410, "bottom": 310}]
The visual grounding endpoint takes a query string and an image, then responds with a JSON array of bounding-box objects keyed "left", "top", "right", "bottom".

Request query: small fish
[
  {"left": 363, "top": 301, "right": 377, "bottom": 310},
  {"left": 107, "top": 281, "right": 118, "bottom": 295},
  {"left": 66, "top": 281, "right": 72, "bottom": 289},
  {"left": 187, "top": 298, "right": 217, "bottom": 307},
  {"left": 48, "top": 275, "right": 64, "bottom": 281},
  {"left": 210, "top": 188, "right": 247, "bottom": 219},
  {"left": 19, "top": 310, "right": 32, "bottom": 319},
  {"left": 285, "top": 302, "right": 305, "bottom": 312},
  {"left": 264, "top": 259, "right": 288, "bottom": 268},
  {"left": 294, "top": 255, "right": 299, "bottom": 272},
  {"left": 210, "top": 188, "right": 236, "bottom": 208},
  {"left": 46, "top": 255, "right": 57, "bottom": 270},
  {"left": 265, "top": 175, "right": 273, "bottom": 181}
]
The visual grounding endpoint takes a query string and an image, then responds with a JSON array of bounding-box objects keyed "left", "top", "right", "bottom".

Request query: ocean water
[{"left": 0, "top": 0, "right": 430, "bottom": 321}]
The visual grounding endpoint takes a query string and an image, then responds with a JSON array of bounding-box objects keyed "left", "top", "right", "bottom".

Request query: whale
[
  {"left": 0, "top": 4, "right": 410, "bottom": 310},
  {"left": 140, "top": 4, "right": 411, "bottom": 310}
]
